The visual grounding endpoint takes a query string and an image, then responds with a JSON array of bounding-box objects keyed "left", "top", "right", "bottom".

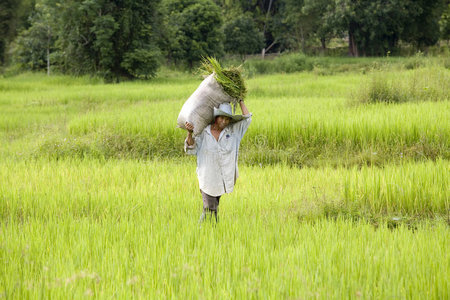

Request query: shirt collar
[{"left": 205, "top": 125, "right": 230, "bottom": 137}]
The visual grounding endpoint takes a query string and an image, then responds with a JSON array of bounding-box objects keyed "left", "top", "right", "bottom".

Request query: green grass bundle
[{"left": 201, "top": 57, "right": 247, "bottom": 101}]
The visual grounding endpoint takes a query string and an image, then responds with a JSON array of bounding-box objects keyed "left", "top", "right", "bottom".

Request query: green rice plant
[
  {"left": 343, "top": 159, "right": 449, "bottom": 216},
  {"left": 355, "top": 66, "right": 450, "bottom": 103},
  {"left": 1, "top": 70, "right": 448, "bottom": 166},
  {"left": 201, "top": 57, "right": 247, "bottom": 100},
  {"left": 0, "top": 158, "right": 449, "bottom": 298},
  {"left": 33, "top": 95, "right": 446, "bottom": 164},
  {"left": 0, "top": 72, "right": 197, "bottom": 107},
  {"left": 360, "top": 73, "right": 408, "bottom": 103},
  {"left": 1, "top": 158, "right": 447, "bottom": 224},
  {"left": 241, "top": 53, "right": 450, "bottom": 77},
  {"left": 14, "top": 80, "right": 446, "bottom": 164},
  {"left": 241, "top": 97, "right": 449, "bottom": 166}
]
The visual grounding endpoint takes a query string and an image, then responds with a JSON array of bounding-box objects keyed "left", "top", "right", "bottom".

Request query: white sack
[{"left": 177, "top": 74, "right": 235, "bottom": 136}]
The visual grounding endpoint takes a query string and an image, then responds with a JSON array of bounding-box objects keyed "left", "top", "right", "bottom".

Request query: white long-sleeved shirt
[{"left": 185, "top": 114, "right": 252, "bottom": 197}]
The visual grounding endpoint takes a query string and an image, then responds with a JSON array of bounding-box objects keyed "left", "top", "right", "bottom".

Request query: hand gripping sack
[{"left": 177, "top": 73, "right": 235, "bottom": 136}]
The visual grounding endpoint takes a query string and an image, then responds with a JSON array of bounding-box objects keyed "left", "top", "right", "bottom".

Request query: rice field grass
[
  {"left": 1, "top": 159, "right": 449, "bottom": 298},
  {"left": 1, "top": 61, "right": 449, "bottom": 298},
  {"left": 2, "top": 67, "right": 449, "bottom": 166}
]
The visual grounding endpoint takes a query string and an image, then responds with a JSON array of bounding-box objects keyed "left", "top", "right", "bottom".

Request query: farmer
[{"left": 185, "top": 100, "right": 251, "bottom": 223}]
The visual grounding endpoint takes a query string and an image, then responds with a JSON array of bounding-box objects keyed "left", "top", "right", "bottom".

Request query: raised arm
[
  {"left": 231, "top": 100, "right": 252, "bottom": 137},
  {"left": 239, "top": 100, "right": 249, "bottom": 115},
  {"left": 185, "top": 122, "right": 194, "bottom": 146},
  {"left": 184, "top": 121, "right": 202, "bottom": 155}
]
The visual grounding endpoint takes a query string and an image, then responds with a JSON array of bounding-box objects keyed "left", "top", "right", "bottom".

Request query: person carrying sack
[{"left": 184, "top": 100, "right": 251, "bottom": 223}]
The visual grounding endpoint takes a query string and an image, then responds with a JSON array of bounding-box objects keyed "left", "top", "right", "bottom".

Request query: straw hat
[{"left": 213, "top": 103, "right": 248, "bottom": 122}]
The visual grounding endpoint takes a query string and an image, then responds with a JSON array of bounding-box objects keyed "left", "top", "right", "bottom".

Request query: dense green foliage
[
  {"left": 0, "top": 0, "right": 17, "bottom": 64},
  {"left": 441, "top": 3, "right": 450, "bottom": 40},
  {"left": 57, "top": 0, "right": 162, "bottom": 80},
  {"left": 163, "top": 0, "right": 224, "bottom": 68},
  {"left": 223, "top": 15, "right": 264, "bottom": 57},
  {"left": 1, "top": 0, "right": 450, "bottom": 77},
  {"left": 0, "top": 0, "right": 34, "bottom": 65},
  {"left": 279, "top": 0, "right": 338, "bottom": 51},
  {"left": 9, "top": 0, "right": 162, "bottom": 80},
  {"left": 400, "top": 0, "right": 446, "bottom": 48},
  {"left": 12, "top": 1, "right": 56, "bottom": 72}
]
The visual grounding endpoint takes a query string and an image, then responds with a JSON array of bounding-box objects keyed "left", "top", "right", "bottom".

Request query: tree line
[{"left": 1, "top": 0, "right": 449, "bottom": 80}]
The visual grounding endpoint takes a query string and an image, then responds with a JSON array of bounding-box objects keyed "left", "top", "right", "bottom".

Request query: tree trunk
[
  {"left": 47, "top": 31, "right": 50, "bottom": 76},
  {"left": 263, "top": 0, "right": 273, "bottom": 34},
  {"left": 261, "top": 0, "right": 274, "bottom": 59},
  {"left": 300, "top": 27, "right": 305, "bottom": 53},
  {"left": 320, "top": 37, "right": 326, "bottom": 54},
  {"left": 321, "top": 38, "right": 326, "bottom": 50},
  {"left": 47, "top": 47, "right": 50, "bottom": 76},
  {"left": 348, "top": 28, "right": 358, "bottom": 57},
  {"left": 262, "top": 40, "right": 277, "bottom": 59}
]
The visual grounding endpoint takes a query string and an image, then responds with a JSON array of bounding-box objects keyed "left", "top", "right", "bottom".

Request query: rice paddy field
[{"left": 1, "top": 58, "right": 449, "bottom": 298}]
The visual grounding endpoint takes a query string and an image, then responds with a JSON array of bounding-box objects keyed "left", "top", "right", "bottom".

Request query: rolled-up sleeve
[{"left": 184, "top": 134, "right": 203, "bottom": 155}]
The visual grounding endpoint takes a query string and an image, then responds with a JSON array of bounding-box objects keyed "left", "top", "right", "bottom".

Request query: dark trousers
[{"left": 200, "top": 190, "right": 221, "bottom": 212}]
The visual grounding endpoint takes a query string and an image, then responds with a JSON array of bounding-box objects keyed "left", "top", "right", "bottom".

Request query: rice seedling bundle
[
  {"left": 201, "top": 57, "right": 247, "bottom": 101},
  {"left": 177, "top": 57, "right": 247, "bottom": 135}
]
